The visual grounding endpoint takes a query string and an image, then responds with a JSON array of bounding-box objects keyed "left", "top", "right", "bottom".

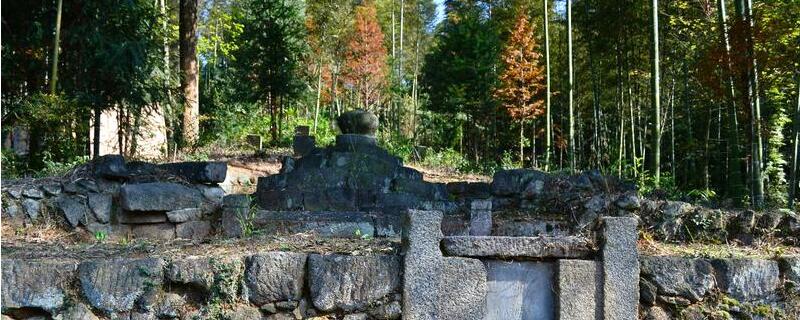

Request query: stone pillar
[
  {"left": 599, "top": 217, "right": 639, "bottom": 319},
  {"left": 402, "top": 210, "right": 487, "bottom": 320},
  {"left": 293, "top": 126, "right": 316, "bottom": 157},
  {"left": 221, "top": 194, "right": 250, "bottom": 238},
  {"left": 469, "top": 199, "right": 492, "bottom": 236},
  {"left": 556, "top": 259, "right": 601, "bottom": 320}
]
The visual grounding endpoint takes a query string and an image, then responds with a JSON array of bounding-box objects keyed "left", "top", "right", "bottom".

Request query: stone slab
[
  {"left": 557, "top": 259, "right": 601, "bottom": 320},
  {"left": 484, "top": 260, "right": 553, "bottom": 320},
  {"left": 244, "top": 252, "right": 307, "bottom": 305},
  {"left": 131, "top": 223, "right": 176, "bottom": 240},
  {"left": 600, "top": 217, "right": 639, "bottom": 320},
  {"left": 158, "top": 161, "right": 227, "bottom": 183},
  {"left": 252, "top": 211, "right": 375, "bottom": 238},
  {"left": 640, "top": 256, "right": 715, "bottom": 301},
  {"left": 1, "top": 259, "right": 78, "bottom": 313},
  {"left": 120, "top": 182, "right": 203, "bottom": 212},
  {"left": 176, "top": 221, "right": 212, "bottom": 240},
  {"left": 711, "top": 258, "right": 780, "bottom": 301},
  {"left": 308, "top": 254, "right": 401, "bottom": 312},
  {"left": 441, "top": 236, "right": 594, "bottom": 259},
  {"left": 78, "top": 258, "right": 164, "bottom": 314}
]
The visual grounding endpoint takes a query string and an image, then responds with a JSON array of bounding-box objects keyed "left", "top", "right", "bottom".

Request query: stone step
[{"left": 441, "top": 235, "right": 595, "bottom": 259}]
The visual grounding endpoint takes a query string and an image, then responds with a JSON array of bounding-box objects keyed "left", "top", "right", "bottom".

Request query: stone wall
[
  {"left": 1, "top": 252, "right": 402, "bottom": 319},
  {"left": 640, "top": 255, "right": 800, "bottom": 319},
  {"left": 1, "top": 155, "right": 227, "bottom": 241}
]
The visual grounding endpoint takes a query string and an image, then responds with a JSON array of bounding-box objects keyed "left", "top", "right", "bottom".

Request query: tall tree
[
  {"left": 567, "top": 0, "right": 575, "bottom": 170},
  {"left": 342, "top": 3, "right": 388, "bottom": 111},
  {"left": 48, "top": 0, "right": 63, "bottom": 94},
  {"left": 180, "top": 0, "right": 199, "bottom": 147},
  {"left": 651, "top": 0, "right": 661, "bottom": 186},
  {"left": 494, "top": 12, "right": 546, "bottom": 164},
  {"left": 543, "top": 0, "right": 551, "bottom": 170}
]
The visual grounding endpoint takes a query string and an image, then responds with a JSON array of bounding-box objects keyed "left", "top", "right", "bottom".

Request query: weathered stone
[
  {"left": 78, "top": 258, "right": 164, "bottom": 314},
  {"left": 155, "top": 293, "right": 185, "bottom": 319},
  {"left": 22, "top": 187, "right": 44, "bottom": 199},
  {"left": 639, "top": 278, "right": 657, "bottom": 305},
  {"left": 600, "top": 217, "right": 639, "bottom": 320},
  {"left": 129, "top": 311, "right": 157, "bottom": 320},
  {"left": 5, "top": 186, "right": 23, "bottom": 199},
  {"left": 57, "top": 194, "right": 89, "bottom": 227},
  {"left": 251, "top": 211, "right": 375, "bottom": 238},
  {"left": 158, "top": 161, "right": 228, "bottom": 183},
  {"left": 780, "top": 256, "right": 800, "bottom": 292},
  {"left": 274, "top": 300, "right": 298, "bottom": 310},
  {"left": 1, "top": 259, "right": 78, "bottom": 313},
  {"left": 245, "top": 252, "right": 307, "bottom": 305},
  {"left": 166, "top": 256, "right": 241, "bottom": 300},
  {"left": 166, "top": 207, "right": 202, "bottom": 223},
  {"left": 711, "top": 258, "right": 780, "bottom": 301},
  {"left": 441, "top": 236, "right": 594, "bottom": 259},
  {"left": 403, "top": 210, "right": 444, "bottom": 320},
  {"left": 556, "top": 259, "right": 600, "bottom": 320},
  {"left": 643, "top": 306, "right": 671, "bottom": 320},
  {"left": 224, "top": 304, "right": 263, "bottom": 320},
  {"left": 87, "top": 193, "right": 112, "bottom": 223},
  {"left": 756, "top": 210, "right": 784, "bottom": 232},
  {"left": 224, "top": 194, "right": 251, "bottom": 208},
  {"left": 469, "top": 200, "right": 492, "bottom": 236},
  {"left": 343, "top": 313, "right": 369, "bottom": 320},
  {"left": 402, "top": 210, "right": 487, "bottom": 320},
  {"left": 639, "top": 256, "right": 716, "bottom": 301},
  {"left": 22, "top": 198, "right": 41, "bottom": 220},
  {"left": 484, "top": 260, "right": 554, "bottom": 320},
  {"left": 491, "top": 169, "right": 550, "bottom": 196},
  {"left": 59, "top": 302, "right": 100, "bottom": 320},
  {"left": 131, "top": 223, "right": 176, "bottom": 240},
  {"left": 120, "top": 182, "right": 203, "bottom": 212},
  {"left": 614, "top": 192, "right": 640, "bottom": 210},
  {"left": 176, "top": 221, "right": 212, "bottom": 240},
  {"left": 41, "top": 183, "right": 62, "bottom": 196},
  {"left": 731, "top": 210, "right": 757, "bottom": 233},
  {"left": 293, "top": 135, "right": 317, "bottom": 157},
  {"left": 93, "top": 154, "right": 128, "bottom": 178},
  {"left": 2, "top": 200, "right": 21, "bottom": 219},
  {"left": 63, "top": 178, "right": 100, "bottom": 194},
  {"left": 308, "top": 254, "right": 401, "bottom": 312},
  {"left": 119, "top": 211, "right": 168, "bottom": 224},
  {"left": 336, "top": 109, "right": 379, "bottom": 135},
  {"left": 368, "top": 301, "right": 402, "bottom": 320},
  {"left": 439, "top": 257, "right": 487, "bottom": 320}
]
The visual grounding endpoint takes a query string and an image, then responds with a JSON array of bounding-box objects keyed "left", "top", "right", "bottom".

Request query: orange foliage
[
  {"left": 494, "top": 13, "right": 546, "bottom": 121},
  {"left": 342, "top": 3, "right": 387, "bottom": 111}
]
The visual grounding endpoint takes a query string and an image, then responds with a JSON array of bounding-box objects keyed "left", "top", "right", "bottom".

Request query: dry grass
[{"left": 638, "top": 230, "right": 800, "bottom": 259}]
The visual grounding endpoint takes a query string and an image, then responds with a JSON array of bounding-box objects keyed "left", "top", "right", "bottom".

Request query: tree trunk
[
  {"left": 180, "top": 0, "right": 199, "bottom": 147},
  {"left": 567, "top": 0, "right": 575, "bottom": 171},
  {"left": 93, "top": 106, "right": 101, "bottom": 158},
  {"left": 49, "top": 0, "right": 63, "bottom": 94},
  {"left": 544, "top": 0, "right": 552, "bottom": 171},
  {"left": 313, "top": 61, "right": 322, "bottom": 135},
  {"left": 652, "top": 0, "right": 661, "bottom": 186},
  {"left": 740, "top": 0, "right": 764, "bottom": 207},
  {"left": 790, "top": 78, "right": 800, "bottom": 207}
]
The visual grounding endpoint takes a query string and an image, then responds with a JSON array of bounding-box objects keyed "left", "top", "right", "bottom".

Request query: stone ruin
[{"left": 1, "top": 110, "right": 799, "bottom": 319}]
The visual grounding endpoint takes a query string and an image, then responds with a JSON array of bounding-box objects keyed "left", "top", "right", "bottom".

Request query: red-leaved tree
[
  {"left": 342, "top": 3, "right": 387, "bottom": 111},
  {"left": 494, "top": 12, "right": 546, "bottom": 164}
]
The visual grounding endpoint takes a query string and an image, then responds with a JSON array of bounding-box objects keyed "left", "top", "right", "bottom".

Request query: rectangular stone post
[
  {"left": 600, "top": 217, "right": 639, "bottom": 319},
  {"left": 469, "top": 199, "right": 492, "bottom": 236},
  {"left": 556, "top": 259, "right": 601, "bottom": 320},
  {"left": 403, "top": 210, "right": 444, "bottom": 320}
]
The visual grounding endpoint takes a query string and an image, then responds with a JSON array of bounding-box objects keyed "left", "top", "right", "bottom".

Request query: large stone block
[
  {"left": 711, "top": 258, "right": 780, "bottom": 301},
  {"left": 56, "top": 194, "right": 89, "bottom": 227},
  {"left": 781, "top": 256, "right": 800, "bottom": 292},
  {"left": 166, "top": 256, "right": 242, "bottom": 301},
  {"left": 120, "top": 182, "right": 203, "bottom": 212},
  {"left": 484, "top": 260, "right": 553, "bottom": 320},
  {"left": 639, "top": 256, "right": 715, "bottom": 301},
  {"left": 336, "top": 110, "right": 379, "bottom": 136},
  {"left": 439, "top": 257, "right": 487, "bottom": 320},
  {"left": 244, "top": 252, "right": 307, "bottom": 305},
  {"left": 491, "top": 169, "right": 550, "bottom": 196},
  {"left": 78, "top": 258, "right": 164, "bottom": 314},
  {"left": 557, "top": 259, "right": 601, "bottom": 320},
  {"left": 600, "top": 217, "right": 639, "bottom": 320},
  {"left": 402, "top": 210, "right": 487, "bottom": 320},
  {"left": 308, "top": 254, "right": 401, "bottom": 312},
  {"left": 1, "top": 259, "right": 78, "bottom": 313},
  {"left": 441, "top": 236, "right": 594, "bottom": 259},
  {"left": 87, "top": 193, "right": 112, "bottom": 223},
  {"left": 158, "top": 161, "right": 227, "bottom": 183}
]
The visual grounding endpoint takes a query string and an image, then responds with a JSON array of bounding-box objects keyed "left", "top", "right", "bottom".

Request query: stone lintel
[{"left": 441, "top": 236, "right": 595, "bottom": 259}]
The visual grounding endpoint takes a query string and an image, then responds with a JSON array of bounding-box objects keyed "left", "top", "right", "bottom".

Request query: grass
[{"left": 639, "top": 230, "right": 800, "bottom": 259}]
